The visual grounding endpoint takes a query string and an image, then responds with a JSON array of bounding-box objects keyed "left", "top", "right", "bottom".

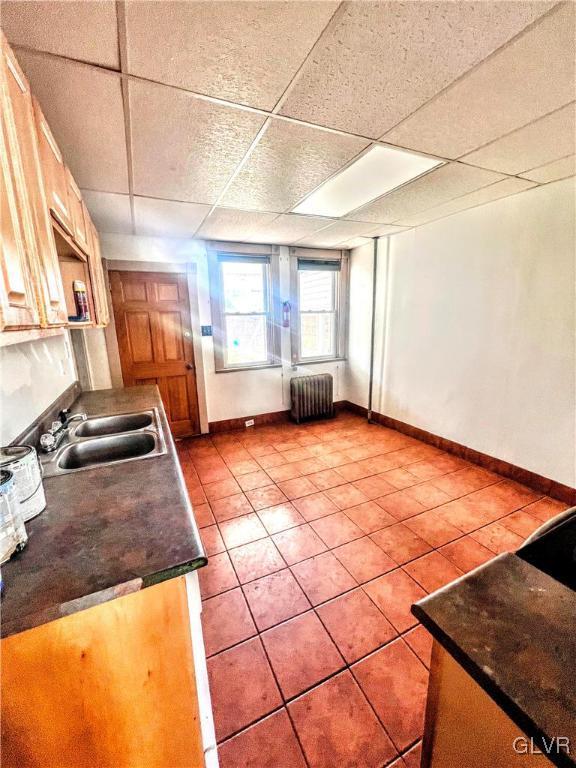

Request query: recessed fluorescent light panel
[{"left": 293, "top": 145, "right": 443, "bottom": 218}]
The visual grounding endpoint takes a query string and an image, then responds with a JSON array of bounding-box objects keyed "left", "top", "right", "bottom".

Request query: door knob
[{"left": 185, "top": 362, "right": 194, "bottom": 370}]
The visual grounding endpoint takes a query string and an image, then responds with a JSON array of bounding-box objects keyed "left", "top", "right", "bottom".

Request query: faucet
[{"left": 39, "top": 410, "right": 87, "bottom": 453}]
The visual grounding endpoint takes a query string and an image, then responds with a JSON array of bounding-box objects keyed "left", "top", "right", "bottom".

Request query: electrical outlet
[{"left": 245, "top": 419, "right": 255, "bottom": 428}]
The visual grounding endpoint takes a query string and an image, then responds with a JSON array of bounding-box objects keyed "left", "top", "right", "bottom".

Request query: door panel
[
  {"left": 126, "top": 312, "right": 154, "bottom": 362},
  {"left": 110, "top": 271, "right": 200, "bottom": 437}
]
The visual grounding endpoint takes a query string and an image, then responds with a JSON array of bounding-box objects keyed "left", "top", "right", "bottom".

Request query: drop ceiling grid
[{"left": 5, "top": 1, "right": 574, "bottom": 242}]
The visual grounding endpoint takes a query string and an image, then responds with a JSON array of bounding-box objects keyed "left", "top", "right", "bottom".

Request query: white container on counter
[
  {"left": 0, "top": 470, "right": 27, "bottom": 564},
  {"left": 0, "top": 445, "right": 46, "bottom": 522}
]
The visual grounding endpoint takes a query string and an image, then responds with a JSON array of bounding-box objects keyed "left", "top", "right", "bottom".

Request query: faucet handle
[{"left": 40, "top": 433, "right": 57, "bottom": 451}]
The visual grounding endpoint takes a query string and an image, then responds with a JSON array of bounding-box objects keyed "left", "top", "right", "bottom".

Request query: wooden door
[
  {"left": 110, "top": 271, "right": 200, "bottom": 437},
  {"left": 0, "top": 74, "right": 39, "bottom": 329},
  {"left": 2, "top": 37, "right": 67, "bottom": 327}
]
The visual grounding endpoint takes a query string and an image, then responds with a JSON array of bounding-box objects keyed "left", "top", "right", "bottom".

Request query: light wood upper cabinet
[
  {"left": 2, "top": 40, "right": 67, "bottom": 327},
  {"left": 66, "top": 168, "right": 90, "bottom": 255},
  {"left": 32, "top": 98, "right": 73, "bottom": 237},
  {"left": 0, "top": 61, "right": 40, "bottom": 330},
  {"left": 86, "top": 212, "right": 110, "bottom": 327},
  {"left": 0, "top": 35, "right": 109, "bottom": 336}
]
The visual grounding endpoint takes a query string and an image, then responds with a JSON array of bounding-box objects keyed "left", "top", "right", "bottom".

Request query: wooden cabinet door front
[
  {"left": 0, "top": 76, "right": 39, "bottom": 330},
  {"left": 33, "top": 98, "right": 73, "bottom": 236},
  {"left": 86, "top": 216, "right": 109, "bottom": 326},
  {"left": 66, "top": 169, "right": 90, "bottom": 255},
  {"left": 110, "top": 270, "right": 200, "bottom": 437},
  {"left": 2, "top": 40, "right": 67, "bottom": 327}
]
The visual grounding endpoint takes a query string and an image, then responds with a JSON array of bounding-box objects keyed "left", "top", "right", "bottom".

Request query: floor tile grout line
[{"left": 191, "top": 414, "right": 556, "bottom": 759}]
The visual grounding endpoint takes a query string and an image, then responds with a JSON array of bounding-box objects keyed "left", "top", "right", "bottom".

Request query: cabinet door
[
  {"left": 0, "top": 72, "right": 39, "bottom": 329},
  {"left": 66, "top": 168, "right": 90, "bottom": 255},
  {"left": 33, "top": 98, "right": 73, "bottom": 236},
  {"left": 86, "top": 214, "right": 110, "bottom": 326},
  {"left": 2, "top": 41, "right": 67, "bottom": 326}
]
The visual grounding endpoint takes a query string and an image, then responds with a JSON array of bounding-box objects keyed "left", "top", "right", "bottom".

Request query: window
[
  {"left": 291, "top": 253, "right": 348, "bottom": 363},
  {"left": 210, "top": 252, "right": 280, "bottom": 371}
]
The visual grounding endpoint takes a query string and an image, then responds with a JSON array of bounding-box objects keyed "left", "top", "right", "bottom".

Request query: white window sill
[
  {"left": 292, "top": 357, "right": 348, "bottom": 366},
  {"left": 214, "top": 363, "right": 282, "bottom": 374}
]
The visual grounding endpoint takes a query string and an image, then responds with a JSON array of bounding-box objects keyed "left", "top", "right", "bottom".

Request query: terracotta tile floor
[{"left": 177, "top": 412, "right": 566, "bottom": 768}]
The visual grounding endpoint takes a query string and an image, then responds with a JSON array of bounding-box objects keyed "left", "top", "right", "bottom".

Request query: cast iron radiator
[{"left": 290, "top": 374, "right": 334, "bottom": 423}]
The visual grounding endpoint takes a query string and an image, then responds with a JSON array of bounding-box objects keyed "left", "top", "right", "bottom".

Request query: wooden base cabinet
[
  {"left": 1, "top": 573, "right": 217, "bottom": 768},
  {"left": 422, "top": 642, "right": 555, "bottom": 768}
]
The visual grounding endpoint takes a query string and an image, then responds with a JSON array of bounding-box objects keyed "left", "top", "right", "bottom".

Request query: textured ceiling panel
[
  {"left": 256, "top": 214, "right": 337, "bottom": 244},
  {"left": 81, "top": 191, "right": 133, "bottom": 235},
  {"left": 196, "top": 208, "right": 278, "bottom": 242},
  {"left": 520, "top": 155, "right": 576, "bottom": 184},
  {"left": 295, "top": 219, "right": 379, "bottom": 247},
  {"left": 129, "top": 80, "right": 266, "bottom": 204},
  {"left": 367, "top": 224, "right": 411, "bottom": 237},
  {"left": 15, "top": 51, "right": 129, "bottom": 192},
  {"left": 347, "top": 163, "right": 505, "bottom": 224},
  {"left": 338, "top": 237, "right": 373, "bottom": 250},
  {"left": 383, "top": 4, "right": 575, "bottom": 158},
  {"left": 125, "top": 1, "right": 338, "bottom": 110},
  {"left": 394, "top": 177, "right": 537, "bottom": 227},
  {"left": 279, "top": 1, "right": 553, "bottom": 138},
  {"left": 2, "top": 0, "right": 119, "bottom": 68},
  {"left": 222, "top": 119, "right": 369, "bottom": 213},
  {"left": 134, "top": 197, "right": 211, "bottom": 238},
  {"left": 462, "top": 103, "right": 576, "bottom": 175}
]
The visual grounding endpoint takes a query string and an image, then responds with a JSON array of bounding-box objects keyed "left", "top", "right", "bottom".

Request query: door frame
[{"left": 103, "top": 260, "right": 209, "bottom": 435}]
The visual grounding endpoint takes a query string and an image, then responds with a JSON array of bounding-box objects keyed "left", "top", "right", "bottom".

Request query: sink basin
[
  {"left": 58, "top": 432, "right": 157, "bottom": 471},
  {"left": 74, "top": 411, "right": 153, "bottom": 438},
  {"left": 40, "top": 407, "right": 166, "bottom": 477}
]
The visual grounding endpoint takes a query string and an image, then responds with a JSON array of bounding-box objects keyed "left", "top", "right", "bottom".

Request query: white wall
[
  {"left": 346, "top": 178, "right": 576, "bottom": 487},
  {"left": 102, "top": 235, "right": 345, "bottom": 425},
  {"left": 0, "top": 332, "right": 77, "bottom": 444}
]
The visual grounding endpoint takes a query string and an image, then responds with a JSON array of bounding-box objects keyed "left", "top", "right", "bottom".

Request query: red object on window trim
[{"left": 282, "top": 301, "right": 291, "bottom": 328}]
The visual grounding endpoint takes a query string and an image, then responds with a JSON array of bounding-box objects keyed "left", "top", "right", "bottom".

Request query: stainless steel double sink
[{"left": 40, "top": 408, "right": 166, "bottom": 477}]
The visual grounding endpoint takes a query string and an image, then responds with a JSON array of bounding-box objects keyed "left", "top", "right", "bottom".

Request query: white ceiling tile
[
  {"left": 462, "top": 104, "right": 576, "bottom": 175},
  {"left": 383, "top": 4, "right": 575, "bottom": 158},
  {"left": 255, "top": 214, "right": 337, "bottom": 244},
  {"left": 366, "top": 224, "right": 412, "bottom": 237},
  {"left": 2, "top": 0, "right": 119, "bottom": 68},
  {"left": 133, "top": 197, "right": 211, "bottom": 238},
  {"left": 520, "top": 155, "right": 576, "bottom": 184},
  {"left": 279, "top": 1, "right": 553, "bottom": 138},
  {"left": 15, "top": 50, "right": 129, "bottom": 193},
  {"left": 196, "top": 208, "right": 278, "bottom": 242},
  {"left": 295, "top": 220, "right": 378, "bottom": 248},
  {"left": 221, "top": 119, "right": 369, "bottom": 213},
  {"left": 347, "top": 163, "right": 505, "bottom": 224},
  {"left": 125, "top": 1, "right": 338, "bottom": 110},
  {"left": 129, "top": 80, "right": 266, "bottom": 204},
  {"left": 338, "top": 237, "right": 374, "bottom": 250},
  {"left": 81, "top": 191, "right": 133, "bottom": 235},
  {"left": 394, "top": 177, "right": 537, "bottom": 227}
]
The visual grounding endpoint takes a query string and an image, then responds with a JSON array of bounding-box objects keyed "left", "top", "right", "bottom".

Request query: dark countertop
[
  {"left": 1, "top": 386, "right": 206, "bottom": 638},
  {"left": 413, "top": 553, "right": 576, "bottom": 768}
]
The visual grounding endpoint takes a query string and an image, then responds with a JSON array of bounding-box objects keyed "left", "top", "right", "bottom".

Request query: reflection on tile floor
[{"left": 177, "top": 412, "right": 565, "bottom": 768}]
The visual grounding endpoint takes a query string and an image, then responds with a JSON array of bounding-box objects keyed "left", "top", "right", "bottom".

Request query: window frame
[
  {"left": 209, "top": 248, "right": 281, "bottom": 373},
  {"left": 289, "top": 249, "right": 349, "bottom": 365}
]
